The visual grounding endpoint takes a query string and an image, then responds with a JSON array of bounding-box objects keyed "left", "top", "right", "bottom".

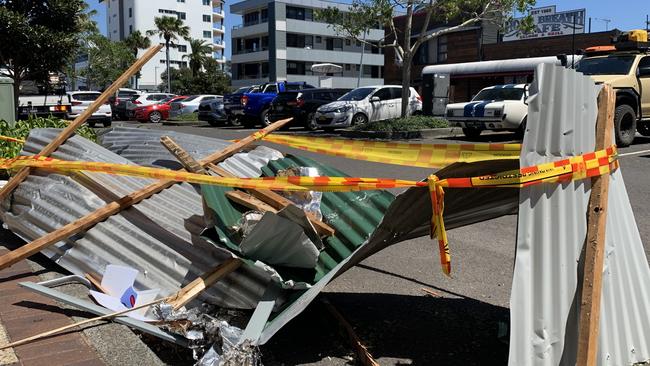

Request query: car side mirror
[{"left": 371, "top": 96, "right": 380, "bottom": 102}]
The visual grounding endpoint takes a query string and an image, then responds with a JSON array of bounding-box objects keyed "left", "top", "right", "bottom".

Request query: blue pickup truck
[{"left": 233, "top": 81, "right": 315, "bottom": 127}]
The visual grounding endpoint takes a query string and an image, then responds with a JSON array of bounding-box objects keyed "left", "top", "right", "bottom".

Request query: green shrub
[
  {"left": 353, "top": 115, "right": 449, "bottom": 132},
  {"left": 169, "top": 112, "right": 199, "bottom": 122},
  {"left": 0, "top": 117, "right": 98, "bottom": 159}
]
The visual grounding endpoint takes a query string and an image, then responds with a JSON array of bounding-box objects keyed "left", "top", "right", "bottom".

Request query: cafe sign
[{"left": 504, "top": 6, "right": 586, "bottom": 42}]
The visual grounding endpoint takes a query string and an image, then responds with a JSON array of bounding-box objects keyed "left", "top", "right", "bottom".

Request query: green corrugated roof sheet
[{"left": 202, "top": 154, "right": 395, "bottom": 284}]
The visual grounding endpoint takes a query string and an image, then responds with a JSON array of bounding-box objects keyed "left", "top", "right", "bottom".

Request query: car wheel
[
  {"left": 88, "top": 121, "right": 96, "bottom": 128},
  {"left": 243, "top": 117, "right": 257, "bottom": 128},
  {"left": 305, "top": 113, "right": 318, "bottom": 131},
  {"left": 351, "top": 113, "right": 368, "bottom": 126},
  {"left": 637, "top": 121, "right": 650, "bottom": 136},
  {"left": 102, "top": 119, "right": 112, "bottom": 127},
  {"left": 614, "top": 104, "right": 636, "bottom": 147},
  {"left": 148, "top": 111, "right": 162, "bottom": 123},
  {"left": 462, "top": 127, "right": 482, "bottom": 139},
  {"left": 260, "top": 108, "right": 272, "bottom": 127},
  {"left": 229, "top": 116, "right": 242, "bottom": 127},
  {"left": 514, "top": 117, "right": 527, "bottom": 139}
]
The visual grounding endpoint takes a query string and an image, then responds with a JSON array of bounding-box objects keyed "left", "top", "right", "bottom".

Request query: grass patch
[
  {"left": 168, "top": 112, "right": 199, "bottom": 122},
  {"left": 353, "top": 116, "right": 449, "bottom": 132},
  {"left": 0, "top": 117, "right": 97, "bottom": 159}
]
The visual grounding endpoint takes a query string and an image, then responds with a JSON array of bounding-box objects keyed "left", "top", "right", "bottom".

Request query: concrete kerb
[{"left": 162, "top": 120, "right": 209, "bottom": 127}]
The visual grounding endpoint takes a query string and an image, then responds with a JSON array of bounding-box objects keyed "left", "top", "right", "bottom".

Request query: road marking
[{"left": 618, "top": 149, "right": 650, "bottom": 157}]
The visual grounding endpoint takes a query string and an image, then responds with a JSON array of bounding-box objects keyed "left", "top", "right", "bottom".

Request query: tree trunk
[
  {"left": 401, "top": 0, "right": 414, "bottom": 118},
  {"left": 401, "top": 54, "right": 412, "bottom": 118},
  {"left": 165, "top": 38, "right": 171, "bottom": 93}
]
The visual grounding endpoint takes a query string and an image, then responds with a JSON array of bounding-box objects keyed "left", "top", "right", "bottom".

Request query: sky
[{"left": 87, "top": 0, "right": 650, "bottom": 60}]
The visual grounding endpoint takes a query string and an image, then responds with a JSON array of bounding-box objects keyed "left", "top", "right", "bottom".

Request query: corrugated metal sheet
[
  {"left": 0, "top": 128, "right": 289, "bottom": 310},
  {"left": 509, "top": 63, "right": 650, "bottom": 365}
]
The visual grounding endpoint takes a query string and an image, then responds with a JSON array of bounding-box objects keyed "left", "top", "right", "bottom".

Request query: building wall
[
  {"left": 482, "top": 31, "right": 615, "bottom": 60},
  {"left": 231, "top": 0, "right": 385, "bottom": 88},
  {"left": 102, "top": 0, "right": 225, "bottom": 91}
]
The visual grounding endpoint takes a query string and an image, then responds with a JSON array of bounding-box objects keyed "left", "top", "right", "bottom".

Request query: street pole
[
  {"left": 357, "top": 32, "right": 367, "bottom": 88},
  {"left": 154, "top": 66, "right": 159, "bottom": 90},
  {"left": 572, "top": 15, "right": 577, "bottom": 68}
]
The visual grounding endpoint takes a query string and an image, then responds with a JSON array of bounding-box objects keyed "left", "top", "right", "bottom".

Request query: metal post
[
  {"left": 572, "top": 15, "right": 577, "bottom": 68},
  {"left": 588, "top": 17, "right": 592, "bottom": 33},
  {"left": 154, "top": 66, "right": 159, "bottom": 89},
  {"left": 357, "top": 32, "right": 367, "bottom": 88}
]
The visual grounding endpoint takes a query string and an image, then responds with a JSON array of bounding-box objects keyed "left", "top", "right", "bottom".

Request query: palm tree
[
  {"left": 124, "top": 31, "right": 151, "bottom": 88},
  {"left": 183, "top": 38, "right": 213, "bottom": 76},
  {"left": 146, "top": 16, "right": 190, "bottom": 93}
]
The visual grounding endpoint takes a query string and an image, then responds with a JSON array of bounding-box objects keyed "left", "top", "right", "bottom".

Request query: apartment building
[
  {"left": 230, "top": 0, "right": 385, "bottom": 88},
  {"left": 102, "top": 0, "right": 226, "bottom": 90}
]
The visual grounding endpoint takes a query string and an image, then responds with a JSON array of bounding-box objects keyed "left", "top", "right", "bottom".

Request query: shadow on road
[{"left": 263, "top": 292, "right": 509, "bottom": 366}]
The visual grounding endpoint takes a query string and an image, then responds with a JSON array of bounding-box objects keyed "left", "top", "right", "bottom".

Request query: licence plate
[{"left": 318, "top": 115, "right": 326, "bottom": 121}]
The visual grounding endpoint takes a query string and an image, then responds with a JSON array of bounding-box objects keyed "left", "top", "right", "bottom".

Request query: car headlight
[{"left": 334, "top": 105, "right": 352, "bottom": 113}]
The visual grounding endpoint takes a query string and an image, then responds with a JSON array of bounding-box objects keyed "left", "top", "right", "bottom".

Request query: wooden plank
[
  {"left": 84, "top": 273, "right": 108, "bottom": 294},
  {"left": 159, "top": 136, "right": 207, "bottom": 174},
  {"left": 0, "top": 44, "right": 164, "bottom": 202},
  {"left": 226, "top": 190, "right": 278, "bottom": 213},
  {"left": 576, "top": 85, "right": 615, "bottom": 366},
  {"left": 323, "top": 300, "right": 380, "bottom": 366},
  {"left": 167, "top": 258, "right": 242, "bottom": 310},
  {"left": 0, "top": 118, "right": 294, "bottom": 271},
  {"left": 207, "top": 164, "right": 336, "bottom": 237}
]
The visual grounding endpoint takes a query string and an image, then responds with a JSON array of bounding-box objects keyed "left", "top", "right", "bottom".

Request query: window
[
  {"left": 177, "top": 45, "right": 187, "bottom": 52},
  {"left": 287, "top": 61, "right": 306, "bottom": 75},
  {"left": 261, "top": 62, "right": 269, "bottom": 77},
  {"left": 304, "top": 8, "right": 313, "bottom": 21},
  {"left": 356, "top": 64, "right": 360, "bottom": 71},
  {"left": 261, "top": 8, "right": 268, "bottom": 22},
  {"left": 286, "top": 6, "right": 305, "bottom": 20},
  {"left": 177, "top": 12, "right": 186, "bottom": 20},
  {"left": 373, "top": 88, "right": 391, "bottom": 101},
  {"left": 315, "top": 36, "right": 321, "bottom": 43},
  {"left": 345, "top": 64, "right": 350, "bottom": 71},
  {"left": 128, "top": 7, "right": 132, "bottom": 17},
  {"left": 264, "top": 84, "right": 277, "bottom": 93},
  {"left": 414, "top": 39, "right": 428, "bottom": 65},
  {"left": 203, "top": 31, "right": 211, "bottom": 38},
  {"left": 178, "top": 0, "right": 185, "bottom": 2},
  {"left": 244, "top": 12, "right": 259, "bottom": 26},
  {"left": 202, "top": 0, "right": 210, "bottom": 5},
  {"left": 639, "top": 56, "right": 650, "bottom": 77},
  {"left": 389, "top": 87, "right": 402, "bottom": 99},
  {"left": 345, "top": 39, "right": 351, "bottom": 46},
  {"left": 437, "top": 35, "right": 447, "bottom": 63},
  {"left": 129, "top": 25, "right": 132, "bottom": 34},
  {"left": 326, "top": 38, "right": 343, "bottom": 50},
  {"left": 287, "top": 34, "right": 312, "bottom": 48},
  {"left": 356, "top": 40, "right": 361, "bottom": 47},
  {"left": 203, "top": 15, "right": 211, "bottom": 22}
]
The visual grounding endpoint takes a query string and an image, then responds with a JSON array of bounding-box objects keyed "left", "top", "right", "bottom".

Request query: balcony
[
  {"left": 212, "top": 9, "right": 225, "bottom": 19},
  {"left": 213, "top": 24, "right": 225, "bottom": 34},
  {"left": 231, "top": 22, "right": 268, "bottom": 38},
  {"left": 212, "top": 0, "right": 223, "bottom": 6},
  {"left": 233, "top": 46, "right": 268, "bottom": 55},
  {"left": 214, "top": 55, "right": 227, "bottom": 63},
  {"left": 213, "top": 39, "right": 226, "bottom": 49}
]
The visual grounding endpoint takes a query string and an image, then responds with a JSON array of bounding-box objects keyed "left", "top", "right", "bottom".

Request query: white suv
[
  {"left": 314, "top": 85, "right": 422, "bottom": 129},
  {"left": 131, "top": 93, "right": 175, "bottom": 107},
  {"left": 66, "top": 91, "right": 112, "bottom": 127}
]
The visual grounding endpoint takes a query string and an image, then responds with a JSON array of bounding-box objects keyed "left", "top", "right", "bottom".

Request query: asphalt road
[{"left": 106, "top": 120, "right": 650, "bottom": 366}]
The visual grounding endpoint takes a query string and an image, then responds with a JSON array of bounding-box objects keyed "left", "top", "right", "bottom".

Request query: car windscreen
[
  {"left": 118, "top": 91, "right": 138, "bottom": 98},
  {"left": 338, "top": 88, "right": 375, "bottom": 101},
  {"left": 576, "top": 55, "right": 636, "bottom": 75},
  {"left": 234, "top": 87, "right": 250, "bottom": 94},
  {"left": 472, "top": 88, "right": 524, "bottom": 101},
  {"left": 71, "top": 93, "right": 100, "bottom": 101},
  {"left": 182, "top": 95, "right": 199, "bottom": 102}
]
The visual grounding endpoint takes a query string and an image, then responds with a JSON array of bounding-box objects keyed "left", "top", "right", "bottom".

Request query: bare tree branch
[{"left": 414, "top": 0, "right": 435, "bottom": 51}]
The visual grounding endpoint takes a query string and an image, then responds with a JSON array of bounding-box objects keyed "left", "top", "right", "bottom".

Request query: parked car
[
  {"left": 269, "top": 88, "right": 350, "bottom": 130},
  {"left": 237, "top": 81, "right": 315, "bottom": 127},
  {"left": 123, "top": 93, "right": 176, "bottom": 119},
  {"left": 314, "top": 85, "right": 422, "bottom": 129},
  {"left": 66, "top": 91, "right": 112, "bottom": 127},
  {"left": 198, "top": 99, "right": 227, "bottom": 126},
  {"left": 109, "top": 88, "right": 142, "bottom": 120},
  {"left": 170, "top": 95, "right": 220, "bottom": 118},
  {"left": 133, "top": 96, "right": 187, "bottom": 123},
  {"left": 445, "top": 84, "right": 528, "bottom": 138},
  {"left": 223, "top": 85, "right": 261, "bottom": 126}
]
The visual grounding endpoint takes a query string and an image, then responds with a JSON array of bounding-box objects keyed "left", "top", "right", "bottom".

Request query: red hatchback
[{"left": 134, "top": 96, "right": 186, "bottom": 123}]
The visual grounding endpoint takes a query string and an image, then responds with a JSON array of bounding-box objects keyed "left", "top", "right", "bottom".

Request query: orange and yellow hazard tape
[
  {"left": 263, "top": 134, "right": 522, "bottom": 168},
  {"left": 0, "top": 146, "right": 618, "bottom": 276},
  {"left": 0, "top": 135, "right": 25, "bottom": 144}
]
